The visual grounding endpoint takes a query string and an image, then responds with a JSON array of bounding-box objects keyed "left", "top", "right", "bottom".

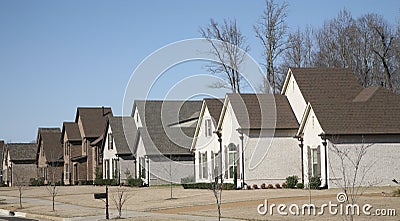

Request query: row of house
[{"left": 1, "top": 68, "right": 399, "bottom": 188}]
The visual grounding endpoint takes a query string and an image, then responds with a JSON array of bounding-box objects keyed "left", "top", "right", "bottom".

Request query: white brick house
[
  {"left": 282, "top": 68, "right": 400, "bottom": 188},
  {"left": 102, "top": 116, "right": 136, "bottom": 184},
  {"left": 192, "top": 94, "right": 301, "bottom": 188}
]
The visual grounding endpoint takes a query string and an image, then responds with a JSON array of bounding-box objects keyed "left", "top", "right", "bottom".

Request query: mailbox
[{"left": 94, "top": 192, "right": 107, "bottom": 199}]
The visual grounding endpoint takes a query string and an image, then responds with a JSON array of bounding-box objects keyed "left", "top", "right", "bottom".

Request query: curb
[{"left": 0, "top": 208, "right": 26, "bottom": 217}]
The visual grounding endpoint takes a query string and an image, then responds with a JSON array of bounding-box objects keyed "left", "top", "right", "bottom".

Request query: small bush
[
  {"left": 246, "top": 185, "right": 252, "bottom": 190},
  {"left": 286, "top": 175, "right": 298, "bottom": 189},
  {"left": 282, "top": 182, "right": 287, "bottom": 189},
  {"left": 309, "top": 176, "right": 321, "bottom": 189},
  {"left": 252, "top": 184, "right": 258, "bottom": 189},
  {"left": 30, "top": 178, "right": 44, "bottom": 186},
  {"left": 181, "top": 176, "right": 195, "bottom": 184},
  {"left": 296, "top": 182, "right": 304, "bottom": 189},
  {"left": 392, "top": 188, "right": 400, "bottom": 197},
  {"left": 127, "top": 178, "right": 144, "bottom": 187},
  {"left": 267, "top": 184, "right": 274, "bottom": 189},
  {"left": 275, "top": 183, "right": 281, "bottom": 189},
  {"left": 260, "top": 183, "right": 266, "bottom": 189},
  {"left": 181, "top": 182, "right": 235, "bottom": 190}
]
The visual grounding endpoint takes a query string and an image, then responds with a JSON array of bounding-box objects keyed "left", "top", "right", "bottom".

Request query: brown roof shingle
[
  {"left": 227, "top": 93, "right": 298, "bottom": 130},
  {"left": 7, "top": 143, "right": 37, "bottom": 162},
  {"left": 291, "top": 68, "right": 400, "bottom": 134},
  {"left": 37, "top": 128, "right": 63, "bottom": 163},
  {"left": 204, "top": 98, "right": 224, "bottom": 125},
  {"left": 75, "top": 107, "right": 113, "bottom": 138},
  {"left": 62, "top": 122, "right": 81, "bottom": 141}
]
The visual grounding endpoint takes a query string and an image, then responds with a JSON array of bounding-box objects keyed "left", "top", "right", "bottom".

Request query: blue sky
[{"left": 0, "top": 0, "right": 399, "bottom": 142}]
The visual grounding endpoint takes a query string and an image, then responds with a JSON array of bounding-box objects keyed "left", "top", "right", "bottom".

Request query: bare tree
[
  {"left": 13, "top": 171, "right": 28, "bottom": 209},
  {"left": 45, "top": 163, "right": 62, "bottom": 211},
  {"left": 370, "top": 16, "right": 396, "bottom": 89},
  {"left": 328, "top": 136, "right": 377, "bottom": 221},
  {"left": 278, "top": 26, "right": 315, "bottom": 84},
  {"left": 111, "top": 187, "right": 131, "bottom": 218},
  {"left": 254, "top": 0, "right": 289, "bottom": 93},
  {"left": 200, "top": 18, "right": 250, "bottom": 93}
]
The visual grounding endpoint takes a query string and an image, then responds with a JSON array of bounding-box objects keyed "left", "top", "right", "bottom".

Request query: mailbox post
[{"left": 94, "top": 185, "right": 109, "bottom": 219}]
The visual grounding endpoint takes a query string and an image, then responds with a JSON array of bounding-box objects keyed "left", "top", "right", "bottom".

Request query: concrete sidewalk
[{"left": 0, "top": 195, "right": 242, "bottom": 221}]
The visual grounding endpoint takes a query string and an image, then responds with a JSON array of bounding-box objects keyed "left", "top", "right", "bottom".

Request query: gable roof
[
  {"left": 287, "top": 68, "right": 364, "bottom": 104},
  {"left": 313, "top": 87, "right": 400, "bottom": 135},
  {"left": 133, "top": 100, "right": 202, "bottom": 156},
  {"left": 204, "top": 98, "right": 224, "bottom": 125},
  {"left": 106, "top": 116, "right": 137, "bottom": 155},
  {"left": 62, "top": 122, "right": 82, "bottom": 142},
  {"left": 6, "top": 143, "right": 37, "bottom": 162},
  {"left": 75, "top": 107, "right": 113, "bottom": 138},
  {"left": 37, "top": 128, "right": 63, "bottom": 163},
  {"left": 139, "top": 127, "right": 195, "bottom": 155},
  {"left": 226, "top": 93, "right": 298, "bottom": 130},
  {"left": 133, "top": 100, "right": 202, "bottom": 128},
  {"left": 290, "top": 68, "right": 400, "bottom": 135}
]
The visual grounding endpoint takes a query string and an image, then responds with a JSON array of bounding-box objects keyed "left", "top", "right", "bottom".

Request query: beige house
[
  {"left": 2, "top": 143, "right": 37, "bottom": 187},
  {"left": 62, "top": 107, "right": 112, "bottom": 185},
  {"left": 36, "top": 128, "right": 63, "bottom": 184}
]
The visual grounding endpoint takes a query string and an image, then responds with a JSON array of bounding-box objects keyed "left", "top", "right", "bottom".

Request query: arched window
[{"left": 227, "top": 143, "right": 238, "bottom": 179}]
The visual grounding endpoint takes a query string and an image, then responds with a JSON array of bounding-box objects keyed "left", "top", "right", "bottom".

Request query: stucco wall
[
  {"left": 328, "top": 139, "right": 400, "bottom": 188},
  {"left": 283, "top": 72, "right": 307, "bottom": 123},
  {"left": 244, "top": 133, "right": 301, "bottom": 186}
]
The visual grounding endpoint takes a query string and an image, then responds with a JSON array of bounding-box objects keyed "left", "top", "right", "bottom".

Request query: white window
[
  {"left": 140, "top": 157, "right": 146, "bottom": 179},
  {"left": 65, "top": 164, "right": 69, "bottom": 180},
  {"left": 108, "top": 133, "right": 113, "bottom": 150},
  {"left": 312, "top": 146, "right": 321, "bottom": 177},
  {"left": 112, "top": 159, "right": 119, "bottom": 179},
  {"left": 201, "top": 152, "right": 208, "bottom": 179},
  {"left": 204, "top": 119, "right": 212, "bottom": 137},
  {"left": 105, "top": 159, "right": 110, "bottom": 179},
  {"left": 228, "top": 144, "right": 238, "bottom": 179}
]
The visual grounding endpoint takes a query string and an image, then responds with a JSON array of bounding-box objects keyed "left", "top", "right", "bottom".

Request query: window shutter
[
  {"left": 307, "top": 146, "right": 312, "bottom": 177},
  {"left": 205, "top": 151, "right": 208, "bottom": 179},
  {"left": 317, "top": 146, "right": 321, "bottom": 177},
  {"left": 224, "top": 146, "right": 228, "bottom": 179},
  {"left": 211, "top": 151, "right": 214, "bottom": 179},
  {"left": 198, "top": 153, "right": 202, "bottom": 179}
]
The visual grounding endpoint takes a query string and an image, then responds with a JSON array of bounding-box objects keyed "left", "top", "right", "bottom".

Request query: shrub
[
  {"left": 184, "top": 183, "right": 210, "bottom": 189},
  {"left": 30, "top": 178, "right": 44, "bottom": 186},
  {"left": 94, "top": 167, "right": 103, "bottom": 185},
  {"left": 246, "top": 185, "right": 252, "bottom": 190},
  {"left": 286, "top": 175, "right": 299, "bottom": 189},
  {"left": 309, "top": 176, "right": 321, "bottom": 189},
  {"left": 260, "top": 183, "right": 266, "bottom": 189},
  {"left": 275, "top": 183, "right": 281, "bottom": 189},
  {"left": 282, "top": 182, "right": 287, "bottom": 189},
  {"left": 296, "top": 182, "right": 304, "bottom": 189},
  {"left": 252, "top": 184, "right": 258, "bottom": 189},
  {"left": 267, "top": 184, "right": 274, "bottom": 189},
  {"left": 127, "top": 177, "right": 144, "bottom": 187},
  {"left": 181, "top": 176, "right": 195, "bottom": 184},
  {"left": 392, "top": 188, "right": 400, "bottom": 197},
  {"left": 181, "top": 182, "right": 235, "bottom": 190}
]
